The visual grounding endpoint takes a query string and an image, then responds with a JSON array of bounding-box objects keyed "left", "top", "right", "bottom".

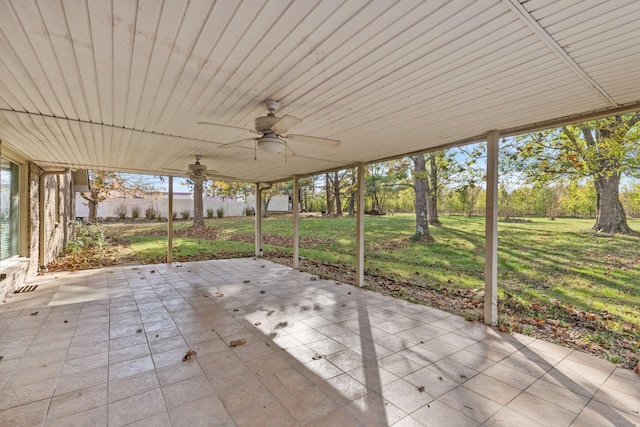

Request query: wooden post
[
  {"left": 255, "top": 183, "right": 263, "bottom": 257},
  {"left": 356, "top": 163, "right": 365, "bottom": 287},
  {"left": 292, "top": 176, "right": 300, "bottom": 269},
  {"left": 484, "top": 131, "right": 499, "bottom": 325},
  {"left": 167, "top": 176, "right": 173, "bottom": 263}
]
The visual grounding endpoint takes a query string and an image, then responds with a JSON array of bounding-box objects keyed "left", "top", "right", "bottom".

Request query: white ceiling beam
[{"left": 504, "top": 0, "right": 618, "bottom": 107}]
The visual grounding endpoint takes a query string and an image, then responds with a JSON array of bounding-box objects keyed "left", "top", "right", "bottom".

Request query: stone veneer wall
[{"left": 0, "top": 163, "right": 75, "bottom": 302}]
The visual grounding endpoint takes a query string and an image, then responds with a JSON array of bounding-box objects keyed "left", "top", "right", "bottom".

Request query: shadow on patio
[{"left": 0, "top": 259, "right": 638, "bottom": 426}]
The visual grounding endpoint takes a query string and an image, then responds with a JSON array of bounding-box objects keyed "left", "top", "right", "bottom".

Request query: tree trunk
[
  {"left": 333, "top": 172, "right": 342, "bottom": 215},
  {"left": 592, "top": 173, "right": 632, "bottom": 233},
  {"left": 427, "top": 155, "right": 441, "bottom": 225},
  {"left": 83, "top": 189, "right": 100, "bottom": 222},
  {"left": 411, "top": 155, "right": 430, "bottom": 241},
  {"left": 88, "top": 198, "right": 97, "bottom": 222},
  {"left": 193, "top": 180, "right": 205, "bottom": 227},
  {"left": 325, "top": 173, "right": 333, "bottom": 214}
]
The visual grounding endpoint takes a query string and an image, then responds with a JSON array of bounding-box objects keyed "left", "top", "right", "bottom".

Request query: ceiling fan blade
[
  {"left": 206, "top": 173, "right": 237, "bottom": 181},
  {"left": 198, "top": 121, "right": 256, "bottom": 133},
  {"left": 218, "top": 138, "right": 256, "bottom": 149},
  {"left": 286, "top": 134, "right": 340, "bottom": 148},
  {"left": 270, "top": 114, "right": 302, "bottom": 134}
]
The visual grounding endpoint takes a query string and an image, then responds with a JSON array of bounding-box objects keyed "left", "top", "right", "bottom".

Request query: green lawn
[{"left": 97, "top": 214, "right": 639, "bottom": 367}]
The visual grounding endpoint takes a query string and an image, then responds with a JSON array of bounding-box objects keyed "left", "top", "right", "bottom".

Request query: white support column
[
  {"left": 255, "top": 183, "right": 263, "bottom": 257},
  {"left": 355, "top": 163, "right": 365, "bottom": 287},
  {"left": 484, "top": 131, "right": 500, "bottom": 325},
  {"left": 292, "top": 176, "right": 300, "bottom": 269},
  {"left": 167, "top": 176, "right": 173, "bottom": 264}
]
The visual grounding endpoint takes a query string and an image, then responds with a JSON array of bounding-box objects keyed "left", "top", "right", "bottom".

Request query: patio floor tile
[{"left": 0, "top": 258, "right": 637, "bottom": 426}]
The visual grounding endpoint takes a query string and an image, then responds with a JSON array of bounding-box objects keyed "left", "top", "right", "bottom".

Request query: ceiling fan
[
  {"left": 198, "top": 100, "right": 340, "bottom": 157},
  {"left": 165, "top": 156, "right": 237, "bottom": 182}
]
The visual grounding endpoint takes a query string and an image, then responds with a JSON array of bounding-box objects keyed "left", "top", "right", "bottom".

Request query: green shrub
[
  {"left": 216, "top": 207, "right": 224, "bottom": 218},
  {"left": 181, "top": 210, "right": 190, "bottom": 220},
  {"left": 116, "top": 205, "right": 127, "bottom": 219},
  {"left": 131, "top": 208, "right": 140, "bottom": 219},
  {"left": 66, "top": 222, "right": 105, "bottom": 254},
  {"left": 245, "top": 207, "right": 255, "bottom": 216},
  {"left": 172, "top": 212, "right": 177, "bottom": 220},
  {"left": 207, "top": 209, "right": 214, "bottom": 219},
  {"left": 145, "top": 208, "right": 156, "bottom": 219}
]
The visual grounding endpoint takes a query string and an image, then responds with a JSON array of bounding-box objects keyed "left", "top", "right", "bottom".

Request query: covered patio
[{"left": 1, "top": 258, "right": 638, "bottom": 426}]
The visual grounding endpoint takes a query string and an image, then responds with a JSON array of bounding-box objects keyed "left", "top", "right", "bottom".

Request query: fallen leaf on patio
[
  {"left": 63, "top": 320, "right": 68, "bottom": 323},
  {"left": 182, "top": 349, "right": 197, "bottom": 361},
  {"left": 312, "top": 354, "right": 325, "bottom": 360},
  {"left": 244, "top": 280, "right": 250, "bottom": 283},
  {"left": 254, "top": 322, "right": 261, "bottom": 326},
  {"left": 460, "top": 374, "right": 468, "bottom": 379},
  {"left": 335, "top": 282, "right": 341, "bottom": 285},
  {"left": 229, "top": 339, "right": 247, "bottom": 348},
  {"left": 266, "top": 343, "right": 271, "bottom": 347},
  {"left": 155, "top": 334, "right": 159, "bottom": 338},
  {"left": 498, "top": 325, "right": 508, "bottom": 332},
  {"left": 215, "top": 292, "right": 224, "bottom": 297},
  {"left": 30, "top": 311, "right": 38, "bottom": 316},
  {"left": 417, "top": 385, "right": 425, "bottom": 393},
  {"left": 348, "top": 292, "right": 351, "bottom": 295},
  {"left": 260, "top": 265, "right": 265, "bottom": 268},
  {"left": 463, "top": 405, "right": 473, "bottom": 410},
  {"left": 260, "top": 290, "right": 266, "bottom": 294},
  {"left": 203, "top": 294, "right": 208, "bottom": 297},
  {"left": 634, "top": 363, "right": 639, "bottom": 375},
  {"left": 136, "top": 329, "right": 142, "bottom": 333},
  {"left": 310, "top": 276, "right": 317, "bottom": 281},
  {"left": 233, "top": 309, "right": 239, "bottom": 312},
  {"left": 150, "top": 270, "right": 155, "bottom": 273},
  {"left": 437, "top": 376, "right": 443, "bottom": 381}
]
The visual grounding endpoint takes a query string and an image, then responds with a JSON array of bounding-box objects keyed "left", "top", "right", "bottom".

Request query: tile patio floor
[{"left": 0, "top": 258, "right": 638, "bottom": 426}]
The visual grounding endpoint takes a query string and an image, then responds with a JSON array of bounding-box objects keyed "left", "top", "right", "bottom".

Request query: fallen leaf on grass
[
  {"left": 229, "top": 339, "right": 247, "bottom": 348},
  {"left": 182, "top": 350, "right": 197, "bottom": 361}
]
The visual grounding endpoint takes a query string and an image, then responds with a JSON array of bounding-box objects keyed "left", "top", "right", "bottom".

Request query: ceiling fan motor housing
[
  {"left": 255, "top": 115, "right": 280, "bottom": 133},
  {"left": 188, "top": 163, "right": 207, "bottom": 173}
]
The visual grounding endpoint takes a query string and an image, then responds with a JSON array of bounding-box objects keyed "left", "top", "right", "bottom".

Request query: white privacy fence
[{"left": 76, "top": 195, "right": 249, "bottom": 219}]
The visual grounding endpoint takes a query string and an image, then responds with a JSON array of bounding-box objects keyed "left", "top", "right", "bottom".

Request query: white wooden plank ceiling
[{"left": 0, "top": 0, "right": 639, "bottom": 182}]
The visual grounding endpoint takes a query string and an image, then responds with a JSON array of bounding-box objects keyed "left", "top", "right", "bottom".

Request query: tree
[
  {"left": 411, "top": 155, "right": 430, "bottom": 241},
  {"left": 192, "top": 179, "right": 205, "bottom": 228},
  {"left": 81, "top": 171, "right": 158, "bottom": 222},
  {"left": 511, "top": 113, "right": 640, "bottom": 233}
]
